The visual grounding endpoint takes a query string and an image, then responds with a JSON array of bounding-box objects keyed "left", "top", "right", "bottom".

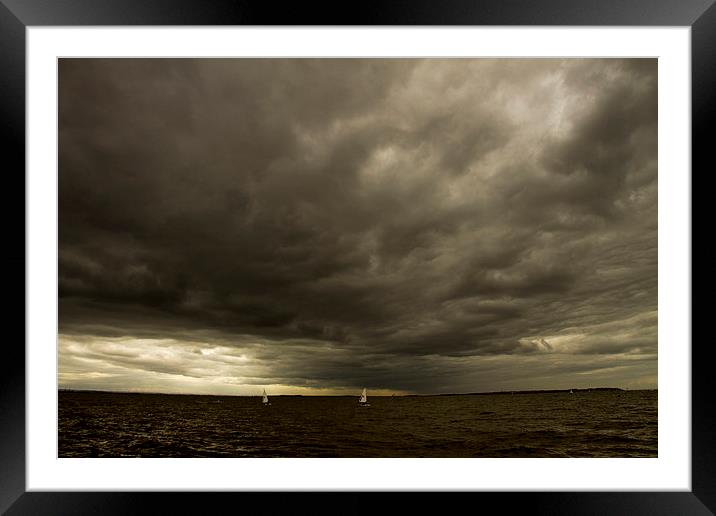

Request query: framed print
[{"left": 3, "top": 0, "right": 713, "bottom": 514}]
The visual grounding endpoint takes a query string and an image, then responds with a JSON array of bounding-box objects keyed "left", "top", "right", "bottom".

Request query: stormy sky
[{"left": 58, "top": 58, "right": 657, "bottom": 395}]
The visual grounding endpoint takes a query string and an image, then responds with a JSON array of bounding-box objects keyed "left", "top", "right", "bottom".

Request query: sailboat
[
  {"left": 262, "top": 389, "right": 271, "bottom": 406},
  {"left": 569, "top": 389, "right": 574, "bottom": 394},
  {"left": 358, "top": 387, "right": 370, "bottom": 407}
]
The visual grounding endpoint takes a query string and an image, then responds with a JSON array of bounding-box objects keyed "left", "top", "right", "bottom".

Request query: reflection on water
[{"left": 59, "top": 390, "right": 657, "bottom": 457}]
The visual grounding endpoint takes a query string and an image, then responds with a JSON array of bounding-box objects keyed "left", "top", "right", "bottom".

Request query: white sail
[
  {"left": 262, "top": 389, "right": 269, "bottom": 404},
  {"left": 359, "top": 388, "right": 367, "bottom": 403}
]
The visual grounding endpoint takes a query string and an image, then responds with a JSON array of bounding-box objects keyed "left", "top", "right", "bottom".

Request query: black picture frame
[{"left": 3, "top": 1, "right": 713, "bottom": 514}]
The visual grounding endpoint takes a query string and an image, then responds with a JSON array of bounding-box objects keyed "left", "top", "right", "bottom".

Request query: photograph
[{"left": 57, "top": 57, "right": 658, "bottom": 459}]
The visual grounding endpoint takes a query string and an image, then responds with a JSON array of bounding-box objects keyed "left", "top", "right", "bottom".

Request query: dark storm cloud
[{"left": 58, "top": 58, "right": 658, "bottom": 393}]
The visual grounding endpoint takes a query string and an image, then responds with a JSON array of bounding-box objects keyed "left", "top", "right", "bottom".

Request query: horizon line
[{"left": 57, "top": 386, "right": 651, "bottom": 397}]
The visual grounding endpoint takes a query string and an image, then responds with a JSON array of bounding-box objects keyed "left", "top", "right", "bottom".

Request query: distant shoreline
[{"left": 58, "top": 386, "right": 642, "bottom": 397}]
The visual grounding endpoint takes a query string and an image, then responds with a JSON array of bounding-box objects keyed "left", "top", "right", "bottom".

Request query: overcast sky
[{"left": 58, "top": 58, "right": 657, "bottom": 395}]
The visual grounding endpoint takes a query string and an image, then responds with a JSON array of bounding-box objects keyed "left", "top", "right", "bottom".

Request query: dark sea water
[{"left": 58, "top": 390, "right": 657, "bottom": 458}]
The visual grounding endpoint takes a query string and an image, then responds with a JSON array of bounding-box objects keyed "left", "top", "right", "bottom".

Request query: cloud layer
[{"left": 58, "top": 59, "right": 657, "bottom": 394}]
